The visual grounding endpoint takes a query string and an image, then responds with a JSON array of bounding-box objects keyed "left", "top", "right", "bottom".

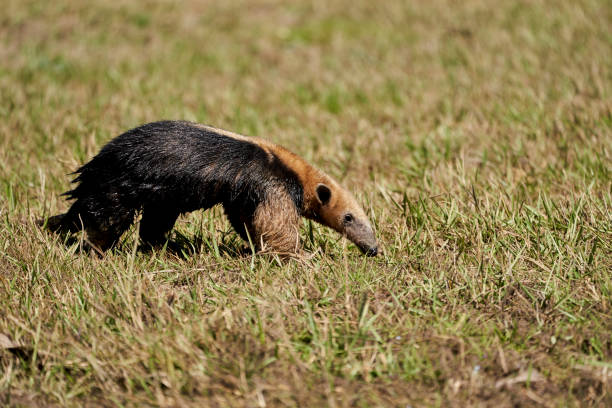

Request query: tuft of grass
[{"left": 1, "top": 0, "right": 611, "bottom": 406}]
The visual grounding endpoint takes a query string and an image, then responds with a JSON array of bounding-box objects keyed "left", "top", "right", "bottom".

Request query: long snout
[
  {"left": 346, "top": 222, "right": 378, "bottom": 256},
  {"left": 359, "top": 244, "right": 378, "bottom": 257}
]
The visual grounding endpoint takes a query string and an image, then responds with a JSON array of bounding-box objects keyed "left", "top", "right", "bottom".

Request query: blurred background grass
[{"left": 1, "top": 0, "right": 611, "bottom": 406}]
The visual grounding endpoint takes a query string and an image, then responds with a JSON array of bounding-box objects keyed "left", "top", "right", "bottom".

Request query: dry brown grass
[{"left": 1, "top": 0, "right": 611, "bottom": 406}]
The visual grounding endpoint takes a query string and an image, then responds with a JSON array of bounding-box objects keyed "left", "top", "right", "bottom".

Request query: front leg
[
  {"left": 251, "top": 194, "right": 301, "bottom": 254},
  {"left": 225, "top": 193, "right": 301, "bottom": 255}
]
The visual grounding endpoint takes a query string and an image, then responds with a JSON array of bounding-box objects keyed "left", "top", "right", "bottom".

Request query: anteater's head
[{"left": 311, "top": 182, "right": 378, "bottom": 256}]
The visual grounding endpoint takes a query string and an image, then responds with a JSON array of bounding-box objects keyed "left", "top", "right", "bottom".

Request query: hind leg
[
  {"left": 39, "top": 213, "right": 72, "bottom": 232},
  {"left": 68, "top": 195, "right": 136, "bottom": 252},
  {"left": 139, "top": 205, "right": 179, "bottom": 247},
  {"left": 84, "top": 208, "right": 135, "bottom": 252},
  {"left": 40, "top": 201, "right": 87, "bottom": 233},
  {"left": 84, "top": 225, "right": 118, "bottom": 252},
  {"left": 43, "top": 191, "right": 135, "bottom": 252}
]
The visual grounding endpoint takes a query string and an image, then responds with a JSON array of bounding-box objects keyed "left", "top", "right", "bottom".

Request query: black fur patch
[{"left": 58, "top": 121, "right": 304, "bottom": 245}]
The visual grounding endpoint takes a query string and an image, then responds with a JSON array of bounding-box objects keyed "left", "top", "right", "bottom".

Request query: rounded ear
[{"left": 316, "top": 183, "right": 332, "bottom": 205}]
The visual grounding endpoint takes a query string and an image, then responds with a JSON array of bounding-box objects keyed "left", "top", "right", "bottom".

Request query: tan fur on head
[{"left": 309, "top": 178, "right": 378, "bottom": 256}]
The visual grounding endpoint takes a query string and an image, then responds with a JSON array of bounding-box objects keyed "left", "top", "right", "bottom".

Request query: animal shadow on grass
[
  {"left": 47, "top": 226, "right": 249, "bottom": 260},
  {"left": 144, "top": 230, "right": 250, "bottom": 259}
]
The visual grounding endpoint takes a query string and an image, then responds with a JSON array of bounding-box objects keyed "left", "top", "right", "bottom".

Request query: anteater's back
[{"left": 66, "top": 121, "right": 302, "bottom": 213}]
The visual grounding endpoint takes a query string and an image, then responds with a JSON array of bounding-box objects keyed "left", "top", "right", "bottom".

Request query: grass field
[{"left": 1, "top": 0, "right": 611, "bottom": 406}]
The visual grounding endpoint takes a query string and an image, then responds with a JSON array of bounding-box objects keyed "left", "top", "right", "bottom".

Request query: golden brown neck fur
[{"left": 195, "top": 124, "right": 330, "bottom": 215}]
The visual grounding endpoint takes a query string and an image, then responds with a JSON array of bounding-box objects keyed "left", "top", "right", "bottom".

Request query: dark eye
[{"left": 343, "top": 214, "right": 354, "bottom": 224}]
